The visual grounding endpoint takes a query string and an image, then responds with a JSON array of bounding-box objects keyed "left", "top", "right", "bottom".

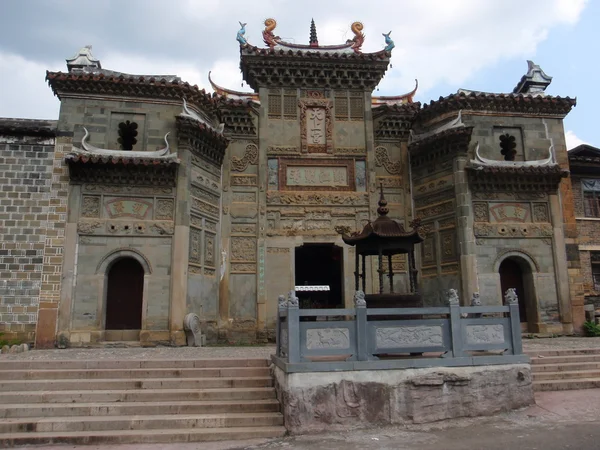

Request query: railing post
[
  {"left": 505, "top": 288, "right": 523, "bottom": 355},
  {"left": 286, "top": 290, "right": 301, "bottom": 363},
  {"left": 446, "top": 289, "right": 464, "bottom": 358},
  {"left": 276, "top": 295, "right": 286, "bottom": 357},
  {"left": 354, "top": 291, "right": 368, "bottom": 361}
]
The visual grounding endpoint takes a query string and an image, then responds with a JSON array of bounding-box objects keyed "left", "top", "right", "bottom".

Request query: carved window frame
[
  {"left": 299, "top": 97, "right": 333, "bottom": 154},
  {"left": 582, "top": 179, "right": 600, "bottom": 218}
]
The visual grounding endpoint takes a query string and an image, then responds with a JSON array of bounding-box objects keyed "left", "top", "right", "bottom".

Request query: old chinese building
[{"left": 0, "top": 19, "right": 585, "bottom": 348}]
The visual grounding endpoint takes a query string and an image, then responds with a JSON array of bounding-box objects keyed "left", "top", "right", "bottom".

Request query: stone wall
[
  {"left": 274, "top": 364, "right": 534, "bottom": 434},
  {"left": 0, "top": 132, "right": 55, "bottom": 343}
]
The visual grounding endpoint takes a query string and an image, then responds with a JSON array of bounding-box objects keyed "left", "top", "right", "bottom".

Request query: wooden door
[
  {"left": 105, "top": 258, "right": 144, "bottom": 330},
  {"left": 499, "top": 258, "right": 527, "bottom": 323}
]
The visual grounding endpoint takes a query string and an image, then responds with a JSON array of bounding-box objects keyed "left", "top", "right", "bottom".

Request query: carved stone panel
[
  {"left": 375, "top": 326, "right": 443, "bottom": 348},
  {"left": 231, "top": 143, "right": 258, "bottom": 172},
  {"left": 489, "top": 203, "right": 531, "bottom": 223},
  {"left": 422, "top": 237, "right": 436, "bottom": 266},
  {"left": 465, "top": 324, "right": 505, "bottom": 345},
  {"left": 104, "top": 197, "right": 152, "bottom": 219},
  {"left": 189, "top": 228, "right": 202, "bottom": 264},
  {"left": 376, "top": 176, "right": 402, "bottom": 188},
  {"left": 440, "top": 229, "right": 457, "bottom": 263},
  {"left": 231, "top": 224, "right": 256, "bottom": 234},
  {"left": 204, "top": 232, "right": 215, "bottom": 266},
  {"left": 268, "top": 159, "right": 279, "bottom": 190},
  {"left": 355, "top": 160, "right": 366, "bottom": 192},
  {"left": 232, "top": 192, "right": 257, "bottom": 203},
  {"left": 306, "top": 328, "right": 350, "bottom": 350},
  {"left": 299, "top": 97, "right": 333, "bottom": 153},
  {"left": 231, "top": 174, "right": 257, "bottom": 187},
  {"left": 155, "top": 199, "right": 174, "bottom": 220},
  {"left": 231, "top": 236, "right": 257, "bottom": 262},
  {"left": 416, "top": 200, "right": 455, "bottom": 219},
  {"left": 279, "top": 159, "right": 355, "bottom": 191},
  {"left": 267, "top": 191, "right": 368, "bottom": 206},
  {"left": 473, "top": 202, "right": 488, "bottom": 222},
  {"left": 81, "top": 195, "right": 101, "bottom": 218},
  {"left": 191, "top": 197, "right": 219, "bottom": 218},
  {"left": 533, "top": 203, "right": 549, "bottom": 223},
  {"left": 374, "top": 146, "right": 401, "bottom": 175}
]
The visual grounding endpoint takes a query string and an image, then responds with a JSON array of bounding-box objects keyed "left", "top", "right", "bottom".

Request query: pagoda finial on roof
[
  {"left": 309, "top": 18, "right": 319, "bottom": 47},
  {"left": 66, "top": 45, "right": 101, "bottom": 72},
  {"left": 377, "top": 184, "right": 389, "bottom": 217},
  {"left": 513, "top": 60, "right": 552, "bottom": 94}
]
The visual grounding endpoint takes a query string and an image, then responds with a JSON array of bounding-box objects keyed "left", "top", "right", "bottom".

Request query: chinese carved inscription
[
  {"left": 105, "top": 198, "right": 152, "bottom": 219},
  {"left": 489, "top": 203, "right": 531, "bottom": 223}
]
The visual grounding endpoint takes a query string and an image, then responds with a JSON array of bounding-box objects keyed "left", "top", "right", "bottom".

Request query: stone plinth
[{"left": 273, "top": 364, "right": 533, "bottom": 434}]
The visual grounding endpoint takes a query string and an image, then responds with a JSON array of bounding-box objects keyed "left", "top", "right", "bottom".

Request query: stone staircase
[
  {"left": 0, "top": 357, "right": 286, "bottom": 447},
  {"left": 529, "top": 348, "right": 600, "bottom": 391}
]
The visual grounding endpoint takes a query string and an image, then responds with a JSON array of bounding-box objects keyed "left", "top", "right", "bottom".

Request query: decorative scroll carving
[
  {"left": 422, "top": 238, "right": 436, "bottom": 265},
  {"left": 466, "top": 325, "right": 505, "bottom": 345},
  {"left": 267, "top": 146, "right": 300, "bottom": 155},
  {"left": 267, "top": 247, "right": 290, "bottom": 254},
  {"left": 148, "top": 222, "right": 174, "bottom": 235},
  {"left": 391, "top": 254, "right": 407, "bottom": 272},
  {"left": 375, "top": 326, "right": 443, "bottom": 348},
  {"left": 473, "top": 191, "right": 547, "bottom": 201},
  {"left": 473, "top": 203, "right": 488, "bottom": 222},
  {"left": 306, "top": 328, "right": 350, "bottom": 350},
  {"left": 191, "top": 197, "right": 219, "bottom": 217},
  {"left": 439, "top": 217, "right": 456, "bottom": 229},
  {"left": 204, "top": 233, "right": 215, "bottom": 265},
  {"left": 231, "top": 236, "right": 256, "bottom": 262},
  {"left": 299, "top": 98, "right": 333, "bottom": 153},
  {"left": 416, "top": 200, "right": 454, "bottom": 219},
  {"left": 376, "top": 176, "right": 402, "bottom": 188},
  {"left": 83, "top": 185, "right": 173, "bottom": 196},
  {"left": 533, "top": 203, "right": 549, "bottom": 222},
  {"left": 231, "top": 174, "right": 257, "bottom": 186},
  {"left": 335, "top": 147, "right": 366, "bottom": 156},
  {"left": 231, "top": 143, "right": 259, "bottom": 172},
  {"left": 231, "top": 224, "right": 256, "bottom": 234},
  {"left": 155, "top": 199, "right": 174, "bottom": 220},
  {"left": 375, "top": 146, "right": 401, "bottom": 175},
  {"left": 441, "top": 230, "right": 456, "bottom": 262},
  {"left": 205, "top": 220, "right": 216, "bottom": 232},
  {"left": 267, "top": 191, "right": 368, "bottom": 206},
  {"left": 189, "top": 228, "right": 202, "bottom": 264},
  {"left": 81, "top": 196, "right": 100, "bottom": 218},
  {"left": 77, "top": 220, "right": 103, "bottom": 235},
  {"left": 204, "top": 267, "right": 216, "bottom": 276},
  {"left": 231, "top": 262, "right": 256, "bottom": 273}
]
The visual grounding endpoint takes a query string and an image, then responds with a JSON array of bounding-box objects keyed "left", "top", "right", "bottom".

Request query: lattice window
[
  {"left": 334, "top": 93, "right": 349, "bottom": 120},
  {"left": 283, "top": 90, "right": 298, "bottom": 119},
  {"left": 118, "top": 120, "right": 138, "bottom": 151},
  {"left": 499, "top": 133, "right": 517, "bottom": 161},
  {"left": 584, "top": 191, "right": 600, "bottom": 218},
  {"left": 268, "top": 89, "right": 282, "bottom": 119},
  {"left": 349, "top": 93, "right": 364, "bottom": 120}
]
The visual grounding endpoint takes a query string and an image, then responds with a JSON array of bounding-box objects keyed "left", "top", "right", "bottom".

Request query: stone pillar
[{"left": 454, "top": 156, "right": 477, "bottom": 304}]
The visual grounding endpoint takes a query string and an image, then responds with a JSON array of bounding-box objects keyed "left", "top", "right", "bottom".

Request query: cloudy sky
[{"left": 0, "top": 0, "right": 596, "bottom": 149}]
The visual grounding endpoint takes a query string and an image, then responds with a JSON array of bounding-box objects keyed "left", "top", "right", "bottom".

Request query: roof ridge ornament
[
  {"left": 309, "top": 18, "right": 319, "bottom": 47},
  {"left": 263, "top": 18, "right": 279, "bottom": 48},
  {"left": 470, "top": 141, "right": 555, "bottom": 167},
  {"left": 382, "top": 31, "right": 394, "bottom": 52},
  {"left": 513, "top": 60, "right": 552, "bottom": 94},
  {"left": 79, "top": 127, "right": 172, "bottom": 157},
  {"left": 236, "top": 21, "right": 248, "bottom": 46},
  {"left": 349, "top": 22, "right": 365, "bottom": 53},
  {"left": 66, "top": 45, "right": 101, "bottom": 72}
]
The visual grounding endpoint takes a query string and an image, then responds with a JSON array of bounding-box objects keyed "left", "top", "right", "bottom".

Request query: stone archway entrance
[
  {"left": 105, "top": 257, "right": 144, "bottom": 332},
  {"left": 499, "top": 256, "right": 536, "bottom": 331},
  {"left": 294, "top": 244, "right": 343, "bottom": 308}
]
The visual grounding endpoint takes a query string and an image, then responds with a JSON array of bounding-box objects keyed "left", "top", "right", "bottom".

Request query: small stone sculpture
[
  {"left": 287, "top": 290, "right": 299, "bottom": 307},
  {"left": 278, "top": 295, "right": 287, "bottom": 308},
  {"left": 504, "top": 288, "right": 519, "bottom": 304},
  {"left": 446, "top": 288, "right": 459, "bottom": 305},
  {"left": 354, "top": 290, "right": 366, "bottom": 307},
  {"left": 470, "top": 292, "right": 482, "bottom": 318},
  {"left": 183, "top": 313, "right": 203, "bottom": 347}
]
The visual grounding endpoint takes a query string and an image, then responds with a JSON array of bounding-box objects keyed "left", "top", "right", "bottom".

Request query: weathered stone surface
[{"left": 274, "top": 364, "right": 534, "bottom": 434}]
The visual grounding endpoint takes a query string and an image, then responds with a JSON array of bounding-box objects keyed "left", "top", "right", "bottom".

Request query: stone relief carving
[
  {"left": 155, "top": 199, "right": 174, "bottom": 220},
  {"left": 439, "top": 217, "right": 456, "bottom": 229},
  {"left": 190, "top": 154, "right": 222, "bottom": 177},
  {"left": 190, "top": 215, "right": 203, "bottom": 229},
  {"left": 376, "top": 326, "right": 443, "bottom": 348},
  {"left": 191, "top": 170, "right": 220, "bottom": 192},
  {"left": 267, "top": 146, "right": 300, "bottom": 155},
  {"left": 204, "top": 267, "right": 216, "bottom": 276},
  {"left": 189, "top": 228, "right": 202, "bottom": 264},
  {"left": 306, "top": 328, "right": 350, "bottom": 350},
  {"left": 474, "top": 223, "right": 552, "bottom": 238},
  {"left": 414, "top": 176, "right": 452, "bottom": 195},
  {"left": 81, "top": 196, "right": 101, "bottom": 218},
  {"left": 231, "top": 224, "right": 256, "bottom": 234},
  {"left": 473, "top": 192, "right": 547, "bottom": 201},
  {"left": 335, "top": 147, "right": 366, "bottom": 156},
  {"left": 205, "top": 220, "right": 217, "bottom": 232},
  {"left": 374, "top": 146, "right": 401, "bottom": 175},
  {"left": 190, "top": 184, "right": 220, "bottom": 205},
  {"left": 267, "top": 247, "right": 290, "bottom": 254},
  {"left": 441, "top": 263, "right": 459, "bottom": 274},
  {"left": 148, "top": 222, "right": 174, "bottom": 235},
  {"left": 83, "top": 185, "right": 173, "bottom": 196},
  {"left": 189, "top": 265, "right": 202, "bottom": 275},
  {"left": 104, "top": 197, "right": 152, "bottom": 220},
  {"left": 376, "top": 176, "right": 402, "bottom": 188},
  {"left": 473, "top": 203, "right": 488, "bottom": 222},
  {"left": 231, "top": 262, "right": 256, "bottom": 273},
  {"left": 416, "top": 200, "right": 454, "bottom": 219},
  {"left": 267, "top": 191, "right": 368, "bottom": 206},
  {"left": 231, "top": 174, "right": 258, "bottom": 187},
  {"left": 533, "top": 203, "right": 549, "bottom": 223},
  {"left": 268, "top": 159, "right": 279, "bottom": 190},
  {"left": 231, "top": 143, "right": 259, "bottom": 172},
  {"left": 232, "top": 192, "right": 257, "bottom": 203},
  {"left": 77, "top": 220, "right": 103, "bottom": 235},
  {"left": 466, "top": 325, "right": 505, "bottom": 345},
  {"left": 231, "top": 237, "right": 257, "bottom": 262},
  {"left": 413, "top": 188, "right": 454, "bottom": 209},
  {"left": 204, "top": 233, "right": 215, "bottom": 265},
  {"left": 422, "top": 267, "right": 437, "bottom": 277},
  {"left": 441, "top": 231, "right": 456, "bottom": 261},
  {"left": 446, "top": 289, "right": 459, "bottom": 305},
  {"left": 391, "top": 254, "right": 407, "bottom": 272},
  {"left": 191, "top": 197, "right": 219, "bottom": 217}
]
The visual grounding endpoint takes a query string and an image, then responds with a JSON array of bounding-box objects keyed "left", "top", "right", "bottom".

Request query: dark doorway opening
[
  {"left": 499, "top": 257, "right": 527, "bottom": 323},
  {"left": 295, "top": 244, "right": 343, "bottom": 309},
  {"left": 105, "top": 258, "right": 144, "bottom": 330}
]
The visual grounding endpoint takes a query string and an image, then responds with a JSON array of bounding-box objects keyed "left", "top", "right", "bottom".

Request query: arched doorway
[
  {"left": 499, "top": 256, "right": 533, "bottom": 327},
  {"left": 105, "top": 257, "right": 144, "bottom": 330}
]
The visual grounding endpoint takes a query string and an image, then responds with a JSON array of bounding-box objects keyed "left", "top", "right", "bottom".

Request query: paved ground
[{"left": 15, "top": 389, "right": 600, "bottom": 450}]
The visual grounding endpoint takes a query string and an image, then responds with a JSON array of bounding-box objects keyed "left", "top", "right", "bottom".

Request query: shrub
[{"left": 583, "top": 321, "right": 600, "bottom": 337}]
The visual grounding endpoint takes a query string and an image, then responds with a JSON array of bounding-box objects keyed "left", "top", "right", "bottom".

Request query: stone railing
[{"left": 273, "top": 289, "right": 528, "bottom": 373}]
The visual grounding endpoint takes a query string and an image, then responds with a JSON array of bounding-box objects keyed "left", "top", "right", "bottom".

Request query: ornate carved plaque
[
  {"left": 440, "top": 230, "right": 457, "bottom": 262},
  {"left": 231, "top": 224, "right": 256, "bottom": 234},
  {"left": 81, "top": 196, "right": 100, "bottom": 218},
  {"left": 104, "top": 198, "right": 152, "bottom": 219},
  {"left": 376, "top": 326, "right": 443, "bottom": 348},
  {"left": 306, "top": 328, "right": 350, "bottom": 350},
  {"left": 84, "top": 185, "right": 173, "bottom": 196},
  {"left": 279, "top": 159, "right": 355, "bottom": 191},
  {"left": 533, "top": 203, "right": 549, "bottom": 223},
  {"left": 422, "top": 237, "right": 436, "bottom": 265},
  {"left": 231, "top": 174, "right": 257, "bottom": 187},
  {"left": 231, "top": 236, "right": 257, "bottom": 262},
  {"left": 155, "top": 199, "right": 174, "bottom": 220},
  {"left": 375, "top": 146, "right": 401, "bottom": 175},
  {"left": 473, "top": 203, "right": 488, "bottom": 222},
  {"left": 299, "top": 97, "right": 333, "bottom": 153},
  {"left": 204, "top": 233, "right": 215, "bottom": 266},
  {"left": 189, "top": 228, "right": 202, "bottom": 264},
  {"left": 489, "top": 203, "right": 531, "bottom": 223},
  {"left": 230, "top": 144, "right": 259, "bottom": 172},
  {"left": 191, "top": 197, "right": 219, "bottom": 217},
  {"left": 465, "top": 324, "right": 505, "bottom": 345}
]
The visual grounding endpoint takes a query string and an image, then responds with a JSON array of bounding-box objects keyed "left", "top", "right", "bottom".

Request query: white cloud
[{"left": 565, "top": 130, "right": 588, "bottom": 150}]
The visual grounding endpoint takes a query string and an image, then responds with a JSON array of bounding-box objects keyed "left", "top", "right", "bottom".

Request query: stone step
[
  {"left": 534, "top": 369, "right": 600, "bottom": 381},
  {"left": 0, "top": 387, "right": 277, "bottom": 404},
  {"left": 530, "top": 361, "right": 600, "bottom": 372},
  {"left": 529, "top": 354, "right": 600, "bottom": 365},
  {"left": 525, "top": 348, "right": 600, "bottom": 358},
  {"left": 0, "top": 425, "right": 287, "bottom": 447},
  {"left": 0, "top": 376, "right": 273, "bottom": 392},
  {"left": 0, "top": 367, "right": 270, "bottom": 380},
  {"left": 0, "top": 358, "right": 269, "bottom": 371},
  {"left": 533, "top": 377, "right": 600, "bottom": 391},
  {"left": 0, "top": 399, "right": 281, "bottom": 419},
  {"left": 0, "top": 412, "right": 284, "bottom": 433}
]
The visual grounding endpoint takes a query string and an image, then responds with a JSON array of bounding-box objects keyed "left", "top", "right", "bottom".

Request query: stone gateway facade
[{"left": 0, "top": 20, "right": 585, "bottom": 348}]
